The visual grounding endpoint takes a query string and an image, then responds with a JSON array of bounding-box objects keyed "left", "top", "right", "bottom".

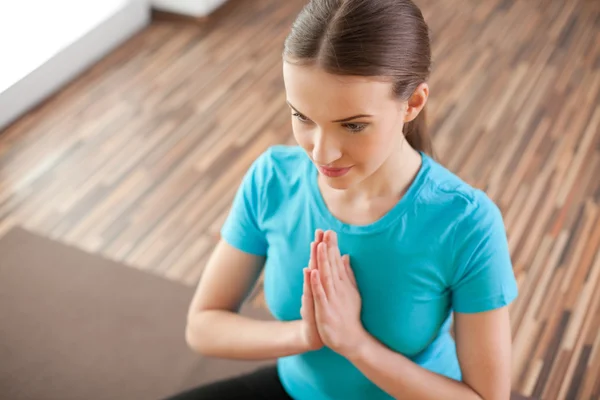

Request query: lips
[{"left": 318, "top": 165, "right": 353, "bottom": 177}]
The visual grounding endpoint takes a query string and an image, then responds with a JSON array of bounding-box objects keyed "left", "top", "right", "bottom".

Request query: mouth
[{"left": 318, "top": 165, "right": 353, "bottom": 178}]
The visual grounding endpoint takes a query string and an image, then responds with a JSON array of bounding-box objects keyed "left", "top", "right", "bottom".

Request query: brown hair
[{"left": 283, "top": 0, "right": 433, "bottom": 156}]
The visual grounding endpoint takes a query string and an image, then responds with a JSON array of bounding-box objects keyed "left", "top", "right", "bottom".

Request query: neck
[{"left": 325, "top": 142, "right": 423, "bottom": 202}]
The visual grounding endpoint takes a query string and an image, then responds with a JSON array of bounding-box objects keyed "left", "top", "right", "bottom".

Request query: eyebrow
[{"left": 286, "top": 101, "right": 373, "bottom": 123}]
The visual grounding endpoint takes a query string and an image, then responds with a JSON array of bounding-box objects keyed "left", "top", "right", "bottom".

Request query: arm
[
  {"left": 186, "top": 149, "right": 320, "bottom": 359},
  {"left": 185, "top": 239, "right": 310, "bottom": 360},
  {"left": 345, "top": 307, "right": 512, "bottom": 400}
]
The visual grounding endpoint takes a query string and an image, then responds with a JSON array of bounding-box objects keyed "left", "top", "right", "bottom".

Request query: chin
[{"left": 319, "top": 174, "right": 355, "bottom": 190}]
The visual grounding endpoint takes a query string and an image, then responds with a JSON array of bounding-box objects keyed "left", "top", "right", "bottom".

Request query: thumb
[
  {"left": 302, "top": 268, "right": 316, "bottom": 318},
  {"left": 342, "top": 255, "right": 357, "bottom": 286},
  {"left": 342, "top": 254, "right": 350, "bottom": 266}
]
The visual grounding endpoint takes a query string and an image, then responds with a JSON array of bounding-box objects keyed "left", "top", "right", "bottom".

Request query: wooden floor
[{"left": 0, "top": 0, "right": 599, "bottom": 398}]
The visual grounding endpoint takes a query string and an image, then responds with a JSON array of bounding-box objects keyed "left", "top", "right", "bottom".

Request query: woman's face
[{"left": 282, "top": 62, "right": 413, "bottom": 191}]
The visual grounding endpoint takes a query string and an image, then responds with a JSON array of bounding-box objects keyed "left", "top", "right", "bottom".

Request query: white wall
[
  {"left": 151, "top": 0, "right": 228, "bottom": 17},
  {"left": 0, "top": 0, "right": 137, "bottom": 93},
  {"left": 0, "top": 0, "right": 149, "bottom": 131}
]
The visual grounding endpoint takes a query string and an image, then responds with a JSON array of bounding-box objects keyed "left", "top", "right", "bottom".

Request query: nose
[{"left": 312, "top": 129, "right": 341, "bottom": 166}]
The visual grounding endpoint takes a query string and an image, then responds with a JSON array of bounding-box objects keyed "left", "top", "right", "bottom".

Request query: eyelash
[{"left": 292, "top": 112, "right": 367, "bottom": 133}]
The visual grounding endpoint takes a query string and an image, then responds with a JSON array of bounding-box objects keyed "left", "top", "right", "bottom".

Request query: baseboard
[
  {"left": 151, "top": 8, "right": 208, "bottom": 24},
  {"left": 150, "top": 0, "right": 236, "bottom": 25},
  {"left": 151, "top": 0, "right": 228, "bottom": 18}
]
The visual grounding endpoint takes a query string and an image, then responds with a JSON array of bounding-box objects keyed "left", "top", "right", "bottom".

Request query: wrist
[
  {"left": 342, "top": 327, "right": 374, "bottom": 362},
  {"left": 288, "top": 320, "right": 314, "bottom": 353}
]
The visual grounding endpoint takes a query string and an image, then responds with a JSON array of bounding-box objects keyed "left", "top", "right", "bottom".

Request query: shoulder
[
  {"left": 242, "top": 144, "right": 311, "bottom": 207},
  {"left": 417, "top": 156, "right": 508, "bottom": 271},
  {"left": 222, "top": 145, "right": 310, "bottom": 251},
  {"left": 421, "top": 155, "right": 505, "bottom": 234}
]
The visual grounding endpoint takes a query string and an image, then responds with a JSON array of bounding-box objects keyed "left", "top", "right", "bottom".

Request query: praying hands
[{"left": 300, "top": 229, "right": 368, "bottom": 359}]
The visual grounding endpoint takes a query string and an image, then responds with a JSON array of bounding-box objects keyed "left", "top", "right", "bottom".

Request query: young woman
[{"left": 167, "top": 0, "right": 518, "bottom": 399}]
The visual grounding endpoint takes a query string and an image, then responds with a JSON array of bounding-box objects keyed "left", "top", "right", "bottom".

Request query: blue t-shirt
[{"left": 220, "top": 145, "right": 518, "bottom": 400}]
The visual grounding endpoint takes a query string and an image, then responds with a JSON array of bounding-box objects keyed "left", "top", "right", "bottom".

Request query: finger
[
  {"left": 326, "top": 231, "right": 343, "bottom": 281},
  {"left": 329, "top": 230, "right": 341, "bottom": 257},
  {"left": 339, "top": 254, "right": 350, "bottom": 281},
  {"left": 302, "top": 267, "right": 310, "bottom": 298},
  {"left": 308, "top": 241, "right": 317, "bottom": 270},
  {"left": 329, "top": 231, "right": 343, "bottom": 267},
  {"left": 311, "top": 271, "right": 328, "bottom": 328},
  {"left": 311, "top": 269, "right": 329, "bottom": 309},
  {"left": 315, "top": 229, "right": 324, "bottom": 244},
  {"left": 312, "top": 230, "right": 324, "bottom": 271},
  {"left": 343, "top": 255, "right": 357, "bottom": 286},
  {"left": 330, "top": 231, "right": 344, "bottom": 271},
  {"left": 318, "top": 242, "right": 335, "bottom": 294}
]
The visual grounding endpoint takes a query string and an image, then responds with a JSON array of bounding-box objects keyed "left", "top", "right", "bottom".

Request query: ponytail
[{"left": 403, "top": 106, "right": 434, "bottom": 157}]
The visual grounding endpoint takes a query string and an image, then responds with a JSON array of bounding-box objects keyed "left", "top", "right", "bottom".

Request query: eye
[
  {"left": 292, "top": 112, "right": 310, "bottom": 123},
  {"left": 343, "top": 123, "right": 367, "bottom": 133}
]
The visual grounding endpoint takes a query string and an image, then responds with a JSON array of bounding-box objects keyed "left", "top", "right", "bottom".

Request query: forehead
[{"left": 282, "top": 62, "right": 395, "bottom": 116}]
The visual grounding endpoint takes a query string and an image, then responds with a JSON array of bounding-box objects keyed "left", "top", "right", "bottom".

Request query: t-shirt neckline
[{"left": 307, "top": 151, "right": 431, "bottom": 234}]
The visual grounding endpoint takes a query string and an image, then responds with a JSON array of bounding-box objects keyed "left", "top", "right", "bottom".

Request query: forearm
[
  {"left": 186, "top": 310, "right": 309, "bottom": 360},
  {"left": 347, "top": 333, "right": 483, "bottom": 400}
]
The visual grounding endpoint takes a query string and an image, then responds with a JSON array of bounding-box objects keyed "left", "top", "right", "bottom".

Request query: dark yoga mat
[{"left": 0, "top": 227, "right": 274, "bottom": 400}]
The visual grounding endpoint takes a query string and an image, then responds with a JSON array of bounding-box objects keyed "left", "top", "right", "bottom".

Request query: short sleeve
[
  {"left": 450, "top": 197, "right": 519, "bottom": 314},
  {"left": 219, "top": 150, "right": 270, "bottom": 256}
]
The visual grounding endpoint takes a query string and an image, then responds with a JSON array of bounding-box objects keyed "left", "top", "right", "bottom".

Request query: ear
[{"left": 404, "top": 82, "right": 429, "bottom": 123}]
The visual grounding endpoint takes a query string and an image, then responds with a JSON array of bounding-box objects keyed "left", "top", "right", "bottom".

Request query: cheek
[
  {"left": 292, "top": 123, "right": 312, "bottom": 149},
  {"left": 368, "top": 121, "right": 403, "bottom": 155},
  {"left": 347, "top": 132, "right": 390, "bottom": 165}
]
